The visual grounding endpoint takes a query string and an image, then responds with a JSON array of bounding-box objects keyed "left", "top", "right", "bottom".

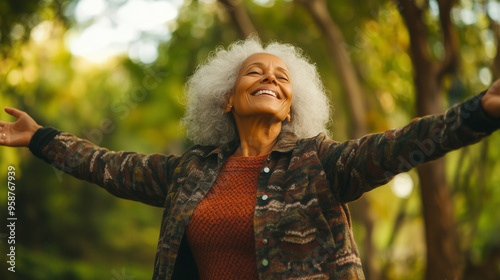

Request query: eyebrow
[{"left": 245, "top": 62, "right": 289, "bottom": 74}]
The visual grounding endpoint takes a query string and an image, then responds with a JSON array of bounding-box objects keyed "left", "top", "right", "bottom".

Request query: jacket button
[
  {"left": 263, "top": 167, "right": 270, "bottom": 173},
  {"left": 262, "top": 194, "right": 268, "bottom": 201},
  {"left": 262, "top": 239, "right": 268, "bottom": 245},
  {"left": 262, "top": 259, "right": 269, "bottom": 266}
]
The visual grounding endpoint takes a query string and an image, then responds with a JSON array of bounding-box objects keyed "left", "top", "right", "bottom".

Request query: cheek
[
  {"left": 233, "top": 92, "right": 251, "bottom": 109},
  {"left": 285, "top": 92, "right": 293, "bottom": 106},
  {"left": 283, "top": 84, "right": 293, "bottom": 98},
  {"left": 285, "top": 90, "right": 293, "bottom": 111}
]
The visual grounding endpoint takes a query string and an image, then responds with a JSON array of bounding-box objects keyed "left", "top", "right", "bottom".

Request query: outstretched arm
[
  {"left": 1, "top": 107, "right": 179, "bottom": 207},
  {"left": 320, "top": 79, "right": 500, "bottom": 203},
  {"left": 0, "top": 107, "right": 42, "bottom": 147}
]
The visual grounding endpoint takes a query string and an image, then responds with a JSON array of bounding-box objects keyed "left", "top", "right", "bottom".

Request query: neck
[{"left": 234, "top": 117, "right": 282, "bottom": 157}]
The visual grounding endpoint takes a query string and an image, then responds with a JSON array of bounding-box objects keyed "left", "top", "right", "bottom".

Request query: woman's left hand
[
  {"left": 0, "top": 108, "right": 42, "bottom": 147},
  {"left": 482, "top": 79, "right": 500, "bottom": 118}
]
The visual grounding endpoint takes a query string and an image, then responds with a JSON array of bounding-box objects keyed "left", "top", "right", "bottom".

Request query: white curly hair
[{"left": 181, "top": 38, "right": 331, "bottom": 146}]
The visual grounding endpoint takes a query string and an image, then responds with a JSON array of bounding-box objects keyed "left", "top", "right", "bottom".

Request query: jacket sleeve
[
  {"left": 318, "top": 92, "right": 500, "bottom": 203},
  {"left": 29, "top": 128, "right": 181, "bottom": 207}
]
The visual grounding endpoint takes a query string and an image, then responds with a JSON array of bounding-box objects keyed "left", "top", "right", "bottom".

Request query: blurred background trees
[{"left": 1, "top": 0, "right": 499, "bottom": 279}]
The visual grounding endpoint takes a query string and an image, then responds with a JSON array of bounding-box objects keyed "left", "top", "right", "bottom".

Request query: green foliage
[{"left": 1, "top": 0, "right": 499, "bottom": 278}]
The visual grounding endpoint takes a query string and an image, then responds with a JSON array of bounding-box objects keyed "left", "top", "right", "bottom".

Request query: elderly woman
[{"left": 1, "top": 39, "right": 500, "bottom": 280}]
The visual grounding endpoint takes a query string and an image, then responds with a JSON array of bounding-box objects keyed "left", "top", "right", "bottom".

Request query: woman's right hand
[{"left": 0, "top": 108, "right": 42, "bottom": 147}]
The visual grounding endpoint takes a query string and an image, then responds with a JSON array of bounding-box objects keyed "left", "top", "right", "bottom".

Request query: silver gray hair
[{"left": 181, "top": 38, "right": 331, "bottom": 146}]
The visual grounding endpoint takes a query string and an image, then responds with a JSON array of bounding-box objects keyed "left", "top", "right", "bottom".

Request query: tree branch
[
  {"left": 487, "top": 13, "right": 500, "bottom": 78},
  {"left": 296, "top": 0, "right": 367, "bottom": 138},
  {"left": 437, "top": 0, "right": 460, "bottom": 78},
  {"left": 395, "top": 0, "right": 434, "bottom": 70},
  {"left": 217, "top": 0, "right": 258, "bottom": 38}
]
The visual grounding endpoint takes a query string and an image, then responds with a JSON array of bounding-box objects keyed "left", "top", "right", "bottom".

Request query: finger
[{"left": 4, "top": 107, "right": 23, "bottom": 119}]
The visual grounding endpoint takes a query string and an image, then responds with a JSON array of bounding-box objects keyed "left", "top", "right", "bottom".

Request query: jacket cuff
[
  {"left": 460, "top": 91, "right": 500, "bottom": 134},
  {"left": 29, "top": 127, "right": 61, "bottom": 159}
]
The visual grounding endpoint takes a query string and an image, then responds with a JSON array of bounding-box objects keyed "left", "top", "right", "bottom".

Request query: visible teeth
[{"left": 254, "top": 90, "right": 277, "bottom": 98}]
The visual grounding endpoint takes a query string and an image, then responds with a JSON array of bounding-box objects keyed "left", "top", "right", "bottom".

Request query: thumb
[{"left": 4, "top": 107, "right": 23, "bottom": 119}]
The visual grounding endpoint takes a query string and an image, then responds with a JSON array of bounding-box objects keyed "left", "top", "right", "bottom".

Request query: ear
[
  {"left": 224, "top": 94, "right": 234, "bottom": 113},
  {"left": 285, "top": 111, "right": 291, "bottom": 122}
]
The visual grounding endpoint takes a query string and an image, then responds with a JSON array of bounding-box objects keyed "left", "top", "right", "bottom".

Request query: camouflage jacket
[{"left": 30, "top": 92, "right": 499, "bottom": 280}]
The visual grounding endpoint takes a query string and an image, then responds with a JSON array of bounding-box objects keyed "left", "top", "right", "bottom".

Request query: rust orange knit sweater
[{"left": 185, "top": 154, "right": 268, "bottom": 280}]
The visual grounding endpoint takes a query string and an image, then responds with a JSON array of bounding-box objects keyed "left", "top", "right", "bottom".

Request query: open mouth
[{"left": 252, "top": 89, "right": 278, "bottom": 98}]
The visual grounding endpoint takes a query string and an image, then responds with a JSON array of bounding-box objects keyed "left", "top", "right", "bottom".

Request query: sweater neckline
[{"left": 222, "top": 153, "right": 270, "bottom": 171}]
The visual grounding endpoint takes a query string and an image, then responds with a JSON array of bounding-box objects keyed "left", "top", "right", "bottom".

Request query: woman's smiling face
[{"left": 227, "top": 53, "right": 293, "bottom": 123}]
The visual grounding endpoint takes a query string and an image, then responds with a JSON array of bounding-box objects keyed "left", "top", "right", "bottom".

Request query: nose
[{"left": 261, "top": 74, "right": 277, "bottom": 85}]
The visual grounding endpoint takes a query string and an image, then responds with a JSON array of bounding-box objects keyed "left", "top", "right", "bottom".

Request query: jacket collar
[{"left": 272, "top": 131, "right": 298, "bottom": 153}]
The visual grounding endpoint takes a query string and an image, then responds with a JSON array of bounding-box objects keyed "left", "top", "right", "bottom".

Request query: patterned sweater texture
[
  {"left": 185, "top": 154, "right": 267, "bottom": 280},
  {"left": 29, "top": 92, "right": 500, "bottom": 280}
]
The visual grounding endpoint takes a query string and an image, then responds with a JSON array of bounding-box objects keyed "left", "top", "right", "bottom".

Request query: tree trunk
[
  {"left": 395, "top": 0, "right": 463, "bottom": 278},
  {"left": 296, "top": 1, "right": 378, "bottom": 279}
]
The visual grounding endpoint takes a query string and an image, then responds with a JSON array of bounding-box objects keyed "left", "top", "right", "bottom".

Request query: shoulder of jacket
[
  {"left": 296, "top": 132, "right": 328, "bottom": 146},
  {"left": 181, "top": 145, "right": 217, "bottom": 158}
]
